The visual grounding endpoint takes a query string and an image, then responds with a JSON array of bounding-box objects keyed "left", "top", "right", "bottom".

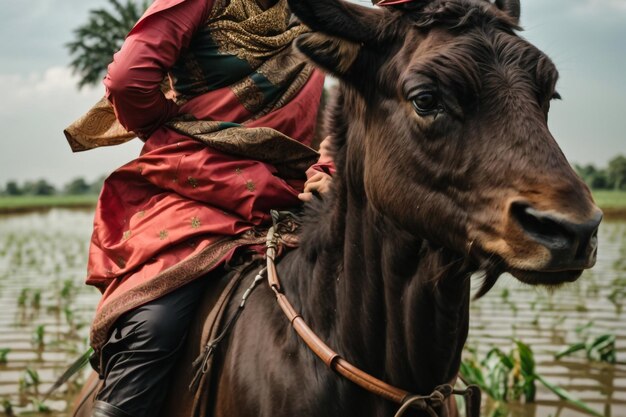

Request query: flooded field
[
  {"left": 468, "top": 220, "right": 626, "bottom": 417},
  {"left": 0, "top": 210, "right": 98, "bottom": 415},
  {"left": 0, "top": 209, "right": 624, "bottom": 416}
]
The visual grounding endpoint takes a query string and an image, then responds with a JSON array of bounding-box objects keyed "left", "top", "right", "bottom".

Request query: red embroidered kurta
[{"left": 84, "top": 0, "right": 326, "bottom": 348}]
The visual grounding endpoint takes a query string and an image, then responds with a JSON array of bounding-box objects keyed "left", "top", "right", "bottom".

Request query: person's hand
[{"left": 298, "top": 172, "right": 333, "bottom": 202}]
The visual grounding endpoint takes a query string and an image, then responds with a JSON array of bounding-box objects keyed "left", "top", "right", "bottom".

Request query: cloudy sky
[{"left": 0, "top": 0, "right": 624, "bottom": 187}]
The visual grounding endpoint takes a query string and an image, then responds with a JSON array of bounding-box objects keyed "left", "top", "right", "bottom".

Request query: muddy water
[
  {"left": 468, "top": 220, "right": 626, "bottom": 417},
  {"left": 0, "top": 210, "right": 99, "bottom": 415},
  {"left": 0, "top": 210, "right": 623, "bottom": 416}
]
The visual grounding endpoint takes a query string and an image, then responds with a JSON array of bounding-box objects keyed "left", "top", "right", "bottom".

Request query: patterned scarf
[{"left": 65, "top": 0, "right": 319, "bottom": 176}]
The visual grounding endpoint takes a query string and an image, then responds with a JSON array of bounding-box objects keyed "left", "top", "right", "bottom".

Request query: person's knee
[{"left": 129, "top": 303, "right": 188, "bottom": 352}]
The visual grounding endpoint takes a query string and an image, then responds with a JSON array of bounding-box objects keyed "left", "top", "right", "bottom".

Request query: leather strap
[
  {"left": 265, "top": 223, "right": 481, "bottom": 416},
  {"left": 189, "top": 263, "right": 257, "bottom": 416}
]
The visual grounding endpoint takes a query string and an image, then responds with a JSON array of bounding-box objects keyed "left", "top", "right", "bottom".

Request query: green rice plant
[
  {"left": 576, "top": 321, "right": 594, "bottom": 333},
  {"left": 461, "top": 340, "right": 535, "bottom": 403},
  {"left": 0, "top": 348, "right": 10, "bottom": 363},
  {"left": 64, "top": 306, "right": 75, "bottom": 327},
  {"left": 575, "top": 302, "right": 589, "bottom": 313},
  {"left": 555, "top": 334, "right": 616, "bottom": 364},
  {"left": 60, "top": 279, "right": 77, "bottom": 301},
  {"left": 17, "top": 288, "right": 29, "bottom": 307},
  {"left": 461, "top": 340, "right": 603, "bottom": 417},
  {"left": 32, "top": 325, "right": 45, "bottom": 349},
  {"left": 19, "top": 367, "right": 41, "bottom": 400},
  {"left": 31, "top": 289, "right": 41, "bottom": 309},
  {"left": 530, "top": 315, "right": 540, "bottom": 327},
  {"left": 607, "top": 289, "right": 624, "bottom": 313},
  {"left": 30, "top": 398, "right": 51, "bottom": 413},
  {"left": 46, "top": 305, "right": 60, "bottom": 314},
  {"left": 45, "top": 347, "right": 94, "bottom": 399},
  {"left": 25, "top": 368, "right": 40, "bottom": 387},
  {"left": 1, "top": 397, "right": 14, "bottom": 416}
]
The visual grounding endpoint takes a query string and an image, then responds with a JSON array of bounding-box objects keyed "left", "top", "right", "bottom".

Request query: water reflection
[
  {"left": 469, "top": 221, "right": 626, "bottom": 416},
  {"left": 0, "top": 211, "right": 624, "bottom": 416},
  {"left": 0, "top": 209, "right": 99, "bottom": 415}
]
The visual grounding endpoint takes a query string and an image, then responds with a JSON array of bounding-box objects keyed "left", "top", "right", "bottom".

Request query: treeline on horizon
[
  {"left": 0, "top": 153, "right": 624, "bottom": 198},
  {"left": 574, "top": 155, "right": 626, "bottom": 191},
  {"left": 0, "top": 176, "right": 105, "bottom": 197}
]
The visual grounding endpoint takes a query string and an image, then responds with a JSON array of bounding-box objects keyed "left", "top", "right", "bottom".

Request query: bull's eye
[{"left": 411, "top": 92, "right": 440, "bottom": 116}]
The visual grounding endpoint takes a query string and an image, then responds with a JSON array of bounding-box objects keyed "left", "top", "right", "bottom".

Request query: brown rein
[{"left": 264, "top": 224, "right": 482, "bottom": 417}]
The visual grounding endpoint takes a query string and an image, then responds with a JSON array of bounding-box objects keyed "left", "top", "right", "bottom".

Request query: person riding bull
[{"left": 64, "top": 0, "right": 335, "bottom": 415}]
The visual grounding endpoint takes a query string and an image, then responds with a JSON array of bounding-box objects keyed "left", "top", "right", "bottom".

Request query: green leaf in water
[
  {"left": 556, "top": 333, "right": 616, "bottom": 364},
  {"left": 32, "top": 324, "right": 45, "bottom": 348},
  {"left": 44, "top": 347, "right": 94, "bottom": 400},
  {"left": 555, "top": 342, "right": 586, "bottom": 360},
  {"left": 24, "top": 367, "right": 40, "bottom": 387},
  {"left": 575, "top": 320, "right": 594, "bottom": 335},
  {"left": 536, "top": 374, "right": 604, "bottom": 417},
  {"left": 31, "top": 398, "right": 51, "bottom": 413},
  {"left": 0, "top": 348, "right": 10, "bottom": 363}
]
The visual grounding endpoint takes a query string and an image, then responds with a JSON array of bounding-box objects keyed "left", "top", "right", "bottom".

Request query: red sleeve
[
  {"left": 306, "top": 160, "right": 336, "bottom": 179},
  {"left": 104, "top": 0, "right": 212, "bottom": 139},
  {"left": 306, "top": 136, "right": 336, "bottom": 178}
]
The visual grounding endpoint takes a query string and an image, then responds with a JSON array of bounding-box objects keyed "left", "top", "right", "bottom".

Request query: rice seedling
[
  {"left": 461, "top": 340, "right": 603, "bottom": 417},
  {"left": 555, "top": 333, "right": 617, "bottom": 364},
  {"left": 60, "top": 279, "right": 77, "bottom": 301},
  {"left": 17, "top": 288, "right": 29, "bottom": 307},
  {"left": 1, "top": 398, "right": 14, "bottom": 417},
  {"left": 19, "top": 367, "right": 42, "bottom": 405},
  {"left": 32, "top": 325, "right": 46, "bottom": 349},
  {"left": 607, "top": 288, "right": 624, "bottom": 313},
  {"left": 553, "top": 321, "right": 618, "bottom": 364},
  {"left": 64, "top": 306, "right": 75, "bottom": 327},
  {"left": 30, "top": 398, "right": 51, "bottom": 413},
  {"left": 31, "top": 289, "right": 41, "bottom": 309},
  {"left": 0, "top": 348, "right": 10, "bottom": 363}
]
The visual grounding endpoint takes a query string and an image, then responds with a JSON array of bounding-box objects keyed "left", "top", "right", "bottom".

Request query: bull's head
[{"left": 292, "top": 0, "right": 602, "bottom": 293}]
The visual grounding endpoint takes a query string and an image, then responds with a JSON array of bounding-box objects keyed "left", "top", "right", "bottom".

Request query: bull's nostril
[
  {"left": 510, "top": 203, "right": 572, "bottom": 250},
  {"left": 510, "top": 203, "right": 602, "bottom": 268},
  {"left": 574, "top": 228, "right": 596, "bottom": 261}
]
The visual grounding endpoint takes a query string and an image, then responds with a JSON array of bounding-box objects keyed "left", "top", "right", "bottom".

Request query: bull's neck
[{"left": 283, "top": 188, "right": 471, "bottom": 399}]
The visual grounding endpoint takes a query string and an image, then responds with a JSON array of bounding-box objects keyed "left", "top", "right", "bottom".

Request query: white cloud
[
  {"left": 574, "top": 0, "right": 626, "bottom": 14},
  {"left": 0, "top": 66, "right": 142, "bottom": 187},
  {"left": 1, "top": 66, "right": 99, "bottom": 107}
]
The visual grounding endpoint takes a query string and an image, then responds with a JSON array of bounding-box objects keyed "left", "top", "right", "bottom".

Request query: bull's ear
[
  {"left": 288, "top": 0, "right": 385, "bottom": 44},
  {"left": 494, "top": 0, "right": 520, "bottom": 24},
  {"left": 295, "top": 33, "right": 362, "bottom": 77}
]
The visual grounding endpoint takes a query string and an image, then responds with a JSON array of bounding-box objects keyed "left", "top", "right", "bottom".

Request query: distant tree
[
  {"left": 89, "top": 175, "right": 108, "bottom": 195},
  {"left": 607, "top": 155, "right": 626, "bottom": 190},
  {"left": 5, "top": 181, "right": 22, "bottom": 196},
  {"left": 64, "top": 177, "right": 91, "bottom": 195},
  {"left": 574, "top": 164, "right": 609, "bottom": 190},
  {"left": 67, "top": 0, "right": 149, "bottom": 88},
  {"left": 23, "top": 180, "right": 57, "bottom": 196}
]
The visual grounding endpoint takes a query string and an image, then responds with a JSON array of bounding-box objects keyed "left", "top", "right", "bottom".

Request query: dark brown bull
[{"left": 72, "top": 0, "right": 602, "bottom": 416}]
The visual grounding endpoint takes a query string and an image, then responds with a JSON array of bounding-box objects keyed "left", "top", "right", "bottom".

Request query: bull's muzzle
[{"left": 510, "top": 202, "right": 603, "bottom": 271}]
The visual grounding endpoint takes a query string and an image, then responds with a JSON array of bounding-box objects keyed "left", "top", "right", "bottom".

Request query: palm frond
[{"left": 66, "top": 0, "right": 149, "bottom": 88}]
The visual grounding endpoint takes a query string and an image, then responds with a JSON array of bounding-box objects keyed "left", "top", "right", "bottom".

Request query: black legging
[{"left": 94, "top": 276, "right": 209, "bottom": 417}]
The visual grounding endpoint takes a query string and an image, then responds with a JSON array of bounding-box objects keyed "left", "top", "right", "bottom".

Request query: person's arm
[
  {"left": 299, "top": 136, "right": 335, "bottom": 202},
  {"left": 104, "top": 0, "right": 211, "bottom": 139}
]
